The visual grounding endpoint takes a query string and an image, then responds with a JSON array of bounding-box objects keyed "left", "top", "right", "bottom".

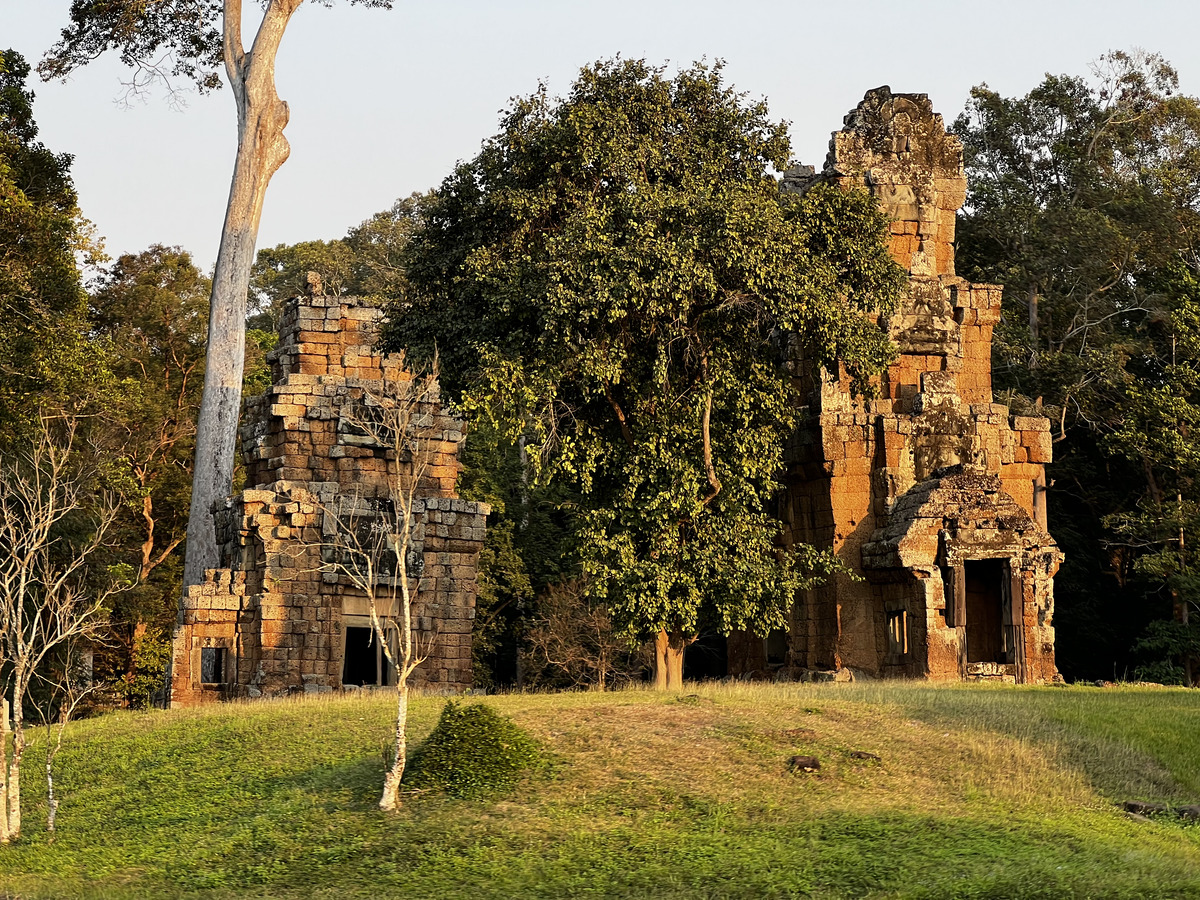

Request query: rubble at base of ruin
[
  {"left": 731, "top": 87, "right": 1062, "bottom": 684},
  {"left": 170, "top": 287, "right": 489, "bottom": 705}
]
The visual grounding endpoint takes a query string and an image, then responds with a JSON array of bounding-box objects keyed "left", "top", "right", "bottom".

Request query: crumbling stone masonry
[
  {"left": 170, "top": 286, "right": 489, "bottom": 704},
  {"left": 733, "top": 88, "right": 1062, "bottom": 683}
]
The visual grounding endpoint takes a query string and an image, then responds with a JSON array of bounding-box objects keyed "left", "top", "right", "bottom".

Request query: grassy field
[{"left": 2, "top": 682, "right": 1199, "bottom": 899}]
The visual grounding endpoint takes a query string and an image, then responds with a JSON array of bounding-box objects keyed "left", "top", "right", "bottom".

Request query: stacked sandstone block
[
  {"left": 241, "top": 292, "right": 461, "bottom": 498},
  {"left": 171, "top": 287, "right": 489, "bottom": 705},
  {"left": 826, "top": 86, "right": 965, "bottom": 281}
]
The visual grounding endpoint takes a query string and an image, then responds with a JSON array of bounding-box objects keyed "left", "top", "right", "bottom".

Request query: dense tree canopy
[
  {"left": 248, "top": 192, "right": 428, "bottom": 332},
  {"left": 88, "top": 246, "right": 210, "bottom": 705},
  {"left": 0, "top": 49, "right": 92, "bottom": 435},
  {"left": 956, "top": 51, "right": 1200, "bottom": 682},
  {"left": 393, "top": 59, "right": 905, "bottom": 686}
]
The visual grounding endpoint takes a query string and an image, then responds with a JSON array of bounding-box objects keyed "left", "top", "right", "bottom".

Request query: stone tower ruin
[
  {"left": 170, "top": 286, "right": 489, "bottom": 704},
  {"left": 733, "top": 87, "right": 1062, "bottom": 683}
]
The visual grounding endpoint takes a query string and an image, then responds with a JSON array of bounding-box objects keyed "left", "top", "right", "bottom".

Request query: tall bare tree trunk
[
  {"left": 1027, "top": 285, "right": 1039, "bottom": 368},
  {"left": 183, "top": 1, "right": 298, "bottom": 592},
  {"left": 653, "top": 629, "right": 687, "bottom": 691}
]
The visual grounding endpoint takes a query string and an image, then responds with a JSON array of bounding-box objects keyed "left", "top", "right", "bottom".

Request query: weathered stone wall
[
  {"left": 762, "top": 87, "right": 1062, "bottom": 684},
  {"left": 171, "top": 288, "right": 488, "bottom": 705}
]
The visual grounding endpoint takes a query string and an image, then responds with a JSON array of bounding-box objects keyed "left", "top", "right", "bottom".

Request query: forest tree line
[{"left": 4, "top": 47, "right": 1200, "bottom": 702}]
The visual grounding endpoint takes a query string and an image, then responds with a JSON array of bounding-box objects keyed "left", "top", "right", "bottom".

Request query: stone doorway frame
[{"left": 944, "top": 555, "right": 1027, "bottom": 682}]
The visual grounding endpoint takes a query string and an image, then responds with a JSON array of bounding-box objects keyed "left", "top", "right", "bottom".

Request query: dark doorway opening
[
  {"left": 964, "top": 559, "right": 1008, "bottom": 664},
  {"left": 343, "top": 625, "right": 384, "bottom": 686},
  {"left": 683, "top": 632, "right": 728, "bottom": 680},
  {"left": 765, "top": 629, "right": 789, "bottom": 667},
  {"left": 200, "top": 647, "right": 225, "bottom": 684}
]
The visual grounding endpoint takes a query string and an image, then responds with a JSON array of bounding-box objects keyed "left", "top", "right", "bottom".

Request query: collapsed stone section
[
  {"left": 734, "top": 87, "right": 1062, "bottom": 683},
  {"left": 171, "top": 287, "right": 488, "bottom": 705}
]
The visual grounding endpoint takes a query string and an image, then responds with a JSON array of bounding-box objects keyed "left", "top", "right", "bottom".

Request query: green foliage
[
  {"left": 108, "top": 625, "right": 172, "bottom": 709},
  {"left": 404, "top": 701, "right": 542, "bottom": 798},
  {"left": 458, "top": 419, "right": 580, "bottom": 687},
  {"left": 243, "top": 327, "right": 278, "bottom": 397},
  {"left": 396, "top": 59, "right": 904, "bottom": 648},
  {"left": 1131, "top": 618, "right": 1200, "bottom": 684},
  {"left": 249, "top": 239, "right": 360, "bottom": 331},
  {"left": 956, "top": 49, "right": 1200, "bottom": 433},
  {"left": 470, "top": 519, "right": 533, "bottom": 690},
  {"left": 84, "top": 245, "right": 210, "bottom": 702},
  {"left": 956, "top": 51, "right": 1200, "bottom": 681},
  {"left": 248, "top": 192, "right": 430, "bottom": 332},
  {"left": 343, "top": 192, "right": 429, "bottom": 301},
  {"left": 0, "top": 49, "right": 93, "bottom": 437}
]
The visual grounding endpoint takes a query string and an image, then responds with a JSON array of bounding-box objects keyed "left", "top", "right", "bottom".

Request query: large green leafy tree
[
  {"left": 394, "top": 59, "right": 904, "bottom": 688},
  {"left": 0, "top": 49, "right": 92, "bottom": 438},
  {"left": 1102, "top": 265, "right": 1200, "bottom": 684},
  {"left": 89, "top": 246, "right": 210, "bottom": 706},
  {"left": 955, "top": 51, "right": 1200, "bottom": 681}
]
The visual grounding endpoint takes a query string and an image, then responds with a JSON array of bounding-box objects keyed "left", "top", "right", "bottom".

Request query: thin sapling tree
[
  {"left": 315, "top": 365, "right": 443, "bottom": 811},
  {"left": 0, "top": 416, "right": 125, "bottom": 841},
  {"left": 35, "top": 642, "right": 97, "bottom": 840}
]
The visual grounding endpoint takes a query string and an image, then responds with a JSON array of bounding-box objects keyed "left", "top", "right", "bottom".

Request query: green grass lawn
[{"left": 3, "top": 682, "right": 1199, "bottom": 899}]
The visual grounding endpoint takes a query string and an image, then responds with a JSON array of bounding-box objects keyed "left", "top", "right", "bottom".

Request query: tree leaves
[
  {"left": 0, "top": 50, "right": 90, "bottom": 436},
  {"left": 395, "top": 59, "right": 902, "bottom": 644},
  {"left": 956, "top": 51, "right": 1200, "bottom": 680}
]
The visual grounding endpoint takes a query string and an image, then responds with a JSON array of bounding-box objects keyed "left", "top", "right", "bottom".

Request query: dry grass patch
[{"left": 478, "top": 685, "right": 1098, "bottom": 822}]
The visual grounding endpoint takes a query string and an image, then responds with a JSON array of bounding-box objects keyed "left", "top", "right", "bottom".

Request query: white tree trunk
[
  {"left": 7, "top": 694, "right": 23, "bottom": 841},
  {"left": 0, "top": 700, "right": 10, "bottom": 844},
  {"left": 182, "top": 0, "right": 299, "bottom": 591},
  {"left": 379, "top": 683, "right": 409, "bottom": 811},
  {"left": 379, "top": 520, "right": 417, "bottom": 811}
]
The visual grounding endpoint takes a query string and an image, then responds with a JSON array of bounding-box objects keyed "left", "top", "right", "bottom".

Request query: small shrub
[{"left": 404, "top": 701, "right": 541, "bottom": 798}]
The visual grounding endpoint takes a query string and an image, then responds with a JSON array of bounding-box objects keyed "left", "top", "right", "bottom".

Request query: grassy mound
[
  {"left": 0, "top": 683, "right": 1197, "bottom": 899},
  {"left": 405, "top": 700, "right": 542, "bottom": 798}
]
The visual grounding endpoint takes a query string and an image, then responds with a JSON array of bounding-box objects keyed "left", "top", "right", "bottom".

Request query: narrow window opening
[
  {"left": 886, "top": 609, "right": 908, "bottom": 656},
  {"left": 200, "top": 647, "right": 225, "bottom": 685},
  {"left": 343, "top": 626, "right": 380, "bottom": 686},
  {"left": 940, "top": 564, "right": 954, "bottom": 625},
  {"left": 342, "top": 624, "right": 397, "bottom": 687}
]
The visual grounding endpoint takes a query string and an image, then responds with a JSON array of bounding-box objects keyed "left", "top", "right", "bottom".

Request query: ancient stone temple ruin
[
  {"left": 731, "top": 88, "right": 1062, "bottom": 683},
  {"left": 172, "top": 86, "right": 1060, "bottom": 697},
  {"left": 170, "top": 287, "right": 489, "bottom": 705}
]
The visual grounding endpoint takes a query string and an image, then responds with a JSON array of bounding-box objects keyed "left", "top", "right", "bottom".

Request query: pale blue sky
[{"left": 3, "top": 0, "right": 1199, "bottom": 271}]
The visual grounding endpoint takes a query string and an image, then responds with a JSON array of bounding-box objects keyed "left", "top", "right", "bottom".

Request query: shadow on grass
[
  {"left": 272, "top": 753, "right": 387, "bottom": 812},
  {"left": 134, "top": 806, "right": 1200, "bottom": 900},
  {"left": 890, "top": 686, "right": 1200, "bottom": 803}
]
